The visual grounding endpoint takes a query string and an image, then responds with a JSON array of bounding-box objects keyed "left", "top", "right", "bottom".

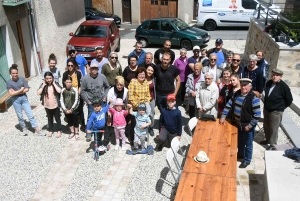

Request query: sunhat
[
  {"left": 194, "top": 150, "right": 210, "bottom": 163},
  {"left": 114, "top": 98, "right": 124, "bottom": 106}
]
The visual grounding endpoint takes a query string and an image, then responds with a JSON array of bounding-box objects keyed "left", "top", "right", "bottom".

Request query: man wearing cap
[
  {"left": 261, "top": 69, "right": 293, "bottom": 150},
  {"left": 155, "top": 94, "right": 182, "bottom": 151},
  {"left": 220, "top": 78, "right": 261, "bottom": 168},
  {"left": 128, "top": 42, "right": 146, "bottom": 66},
  {"left": 202, "top": 53, "right": 223, "bottom": 82},
  {"left": 154, "top": 40, "right": 175, "bottom": 65},
  {"left": 90, "top": 47, "right": 108, "bottom": 74},
  {"left": 207, "top": 38, "right": 228, "bottom": 67},
  {"left": 81, "top": 62, "right": 110, "bottom": 120},
  {"left": 67, "top": 49, "right": 90, "bottom": 76},
  {"left": 155, "top": 53, "right": 180, "bottom": 111},
  {"left": 188, "top": 45, "right": 202, "bottom": 72}
]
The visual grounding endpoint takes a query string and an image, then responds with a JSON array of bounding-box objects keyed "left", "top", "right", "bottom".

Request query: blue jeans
[
  {"left": 156, "top": 94, "right": 167, "bottom": 112},
  {"left": 12, "top": 95, "right": 38, "bottom": 128},
  {"left": 238, "top": 125, "right": 255, "bottom": 163}
]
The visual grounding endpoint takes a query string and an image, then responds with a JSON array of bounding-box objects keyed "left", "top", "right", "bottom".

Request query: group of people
[{"left": 6, "top": 38, "right": 293, "bottom": 167}]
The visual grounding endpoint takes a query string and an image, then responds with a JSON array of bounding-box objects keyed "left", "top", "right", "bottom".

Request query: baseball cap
[
  {"left": 240, "top": 78, "right": 252, "bottom": 85},
  {"left": 137, "top": 103, "right": 146, "bottom": 110},
  {"left": 92, "top": 99, "right": 102, "bottom": 105},
  {"left": 215, "top": 38, "right": 223, "bottom": 44},
  {"left": 167, "top": 94, "right": 176, "bottom": 101},
  {"left": 90, "top": 63, "right": 99, "bottom": 68},
  {"left": 193, "top": 45, "right": 200, "bottom": 50}
]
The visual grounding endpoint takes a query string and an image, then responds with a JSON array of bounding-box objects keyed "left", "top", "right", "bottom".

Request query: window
[
  {"left": 241, "top": 0, "right": 257, "bottom": 9},
  {"left": 151, "top": 1, "right": 158, "bottom": 5},
  {"left": 161, "top": 1, "right": 168, "bottom": 5},
  {"left": 161, "top": 21, "right": 174, "bottom": 32},
  {"left": 75, "top": 25, "right": 107, "bottom": 38},
  {"left": 143, "top": 21, "right": 160, "bottom": 30}
]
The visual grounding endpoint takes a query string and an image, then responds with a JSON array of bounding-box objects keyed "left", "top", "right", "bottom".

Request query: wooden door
[
  {"left": 122, "top": 0, "right": 131, "bottom": 22},
  {"left": 16, "top": 20, "right": 29, "bottom": 78},
  {"left": 0, "top": 27, "right": 10, "bottom": 98},
  {"left": 140, "top": 0, "right": 178, "bottom": 22}
]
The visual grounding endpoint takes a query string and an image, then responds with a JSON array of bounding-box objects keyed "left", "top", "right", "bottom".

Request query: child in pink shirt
[{"left": 109, "top": 98, "right": 129, "bottom": 151}]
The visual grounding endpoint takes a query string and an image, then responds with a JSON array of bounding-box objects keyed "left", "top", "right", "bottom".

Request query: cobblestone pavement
[{"left": 0, "top": 31, "right": 297, "bottom": 201}]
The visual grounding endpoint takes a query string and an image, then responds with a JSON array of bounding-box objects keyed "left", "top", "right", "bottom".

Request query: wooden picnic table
[{"left": 175, "top": 119, "right": 238, "bottom": 201}]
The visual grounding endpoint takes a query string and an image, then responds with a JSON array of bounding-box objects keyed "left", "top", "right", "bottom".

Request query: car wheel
[
  {"left": 107, "top": 48, "right": 111, "bottom": 58},
  {"left": 139, "top": 38, "right": 148, "bottom": 48},
  {"left": 181, "top": 39, "right": 192, "bottom": 50},
  {"left": 115, "top": 40, "right": 120, "bottom": 52},
  {"left": 204, "top": 20, "right": 217, "bottom": 31}
]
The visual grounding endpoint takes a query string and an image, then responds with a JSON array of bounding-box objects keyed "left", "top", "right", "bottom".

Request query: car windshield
[
  {"left": 90, "top": 8, "right": 106, "bottom": 14},
  {"left": 172, "top": 19, "right": 189, "bottom": 30},
  {"left": 75, "top": 25, "right": 107, "bottom": 38}
]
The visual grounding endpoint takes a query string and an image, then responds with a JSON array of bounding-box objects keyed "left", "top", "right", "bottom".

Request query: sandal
[
  {"left": 48, "top": 132, "right": 53, "bottom": 137},
  {"left": 56, "top": 131, "right": 62, "bottom": 138},
  {"left": 75, "top": 133, "right": 80, "bottom": 141},
  {"left": 68, "top": 132, "right": 75, "bottom": 139}
]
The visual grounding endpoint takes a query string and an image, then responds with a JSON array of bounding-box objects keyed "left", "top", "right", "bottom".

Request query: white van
[{"left": 196, "top": 0, "right": 279, "bottom": 31}]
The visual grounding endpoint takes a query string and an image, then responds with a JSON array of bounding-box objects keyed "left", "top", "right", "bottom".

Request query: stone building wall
[{"left": 244, "top": 19, "right": 300, "bottom": 86}]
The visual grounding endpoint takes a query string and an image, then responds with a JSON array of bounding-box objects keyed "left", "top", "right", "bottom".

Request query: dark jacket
[
  {"left": 62, "top": 71, "right": 82, "bottom": 88},
  {"left": 264, "top": 80, "right": 293, "bottom": 112}
]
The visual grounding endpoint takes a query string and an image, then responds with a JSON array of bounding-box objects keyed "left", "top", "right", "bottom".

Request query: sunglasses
[
  {"left": 67, "top": 64, "right": 74, "bottom": 67},
  {"left": 210, "top": 59, "right": 216, "bottom": 61},
  {"left": 233, "top": 59, "right": 240, "bottom": 62},
  {"left": 111, "top": 57, "right": 118, "bottom": 59},
  {"left": 193, "top": 50, "right": 199, "bottom": 53}
]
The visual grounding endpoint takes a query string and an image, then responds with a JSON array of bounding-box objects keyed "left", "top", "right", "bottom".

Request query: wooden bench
[
  {"left": 175, "top": 120, "right": 238, "bottom": 201},
  {"left": 0, "top": 92, "right": 10, "bottom": 112}
]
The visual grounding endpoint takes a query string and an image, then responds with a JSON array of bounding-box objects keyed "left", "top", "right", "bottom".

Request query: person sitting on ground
[
  {"left": 86, "top": 99, "right": 110, "bottom": 151},
  {"left": 196, "top": 72, "right": 219, "bottom": 119},
  {"left": 60, "top": 76, "right": 80, "bottom": 140},
  {"left": 128, "top": 103, "right": 151, "bottom": 152},
  {"left": 109, "top": 98, "right": 129, "bottom": 151},
  {"left": 155, "top": 94, "right": 182, "bottom": 151}
]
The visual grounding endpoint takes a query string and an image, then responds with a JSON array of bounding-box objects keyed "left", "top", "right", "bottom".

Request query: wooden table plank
[
  {"left": 174, "top": 172, "right": 237, "bottom": 201},
  {"left": 183, "top": 120, "right": 238, "bottom": 177}
]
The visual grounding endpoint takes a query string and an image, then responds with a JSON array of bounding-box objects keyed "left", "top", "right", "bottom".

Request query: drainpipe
[{"left": 27, "top": 0, "right": 41, "bottom": 75}]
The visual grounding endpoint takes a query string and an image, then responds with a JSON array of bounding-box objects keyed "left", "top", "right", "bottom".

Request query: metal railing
[{"left": 255, "top": 0, "right": 300, "bottom": 43}]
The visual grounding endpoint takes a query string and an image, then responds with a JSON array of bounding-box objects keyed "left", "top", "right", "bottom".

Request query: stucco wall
[
  {"left": 131, "top": 0, "right": 140, "bottom": 25},
  {"left": 244, "top": 19, "right": 300, "bottom": 86},
  {"left": 112, "top": 0, "right": 122, "bottom": 21},
  {"left": 32, "top": 0, "right": 85, "bottom": 70},
  {"left": 178, "top": 0, "right": 194, "bottom": 23}
]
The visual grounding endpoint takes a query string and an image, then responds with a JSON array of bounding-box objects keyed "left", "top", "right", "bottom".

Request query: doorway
[
  {"left": 16, "top": 20, "right": 29, "bottom": 78},
  {"left": 122, "top": 0, "right": 131, "bottom": 23}
]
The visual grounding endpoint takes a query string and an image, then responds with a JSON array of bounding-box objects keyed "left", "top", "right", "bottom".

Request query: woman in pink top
[
  {"left": 37, "top": 72, "right": 62, "bottom": 137},
  {"left": 109, "top": 98, "right": 129, "bottom": 151}
]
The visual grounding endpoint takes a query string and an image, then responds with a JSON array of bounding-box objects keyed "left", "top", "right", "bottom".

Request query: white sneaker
[
  {"left": 121, "top": 146, "right": 126, "bottom": 151},
  {"left": 125, "top": 137, "right": 130, "bottom": 144},
  {"left": 99, "top": 145, "right": 106, "bottom": 152},
  {"left": 114, "top": 145, "right": 119, "bottom": 150}
]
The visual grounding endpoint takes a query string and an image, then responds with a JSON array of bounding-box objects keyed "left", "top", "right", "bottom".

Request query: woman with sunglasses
[
  {"left": 101, "top": 52, "right": 122, "bottom": 87},
  {"left": 62, "top": 58, "right": 86, "bottom": 131}
]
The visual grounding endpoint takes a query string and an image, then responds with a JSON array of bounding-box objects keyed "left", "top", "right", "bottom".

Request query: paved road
[{"left": 119, "top": 24, "right": 248, "bottom": 40}]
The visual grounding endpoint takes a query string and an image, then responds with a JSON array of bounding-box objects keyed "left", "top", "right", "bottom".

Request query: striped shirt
[{"left": 221, "top": 93, "right": 261, "bottom": 128}]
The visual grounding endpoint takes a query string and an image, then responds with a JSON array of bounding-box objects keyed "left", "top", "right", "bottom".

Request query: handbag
[{"left": 200, "top": 114, "right": 216, "bottom": 121}]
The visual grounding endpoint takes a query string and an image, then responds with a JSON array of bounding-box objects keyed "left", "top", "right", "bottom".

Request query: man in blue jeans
[
  {"left": 6, "top": 64, "right": 43, "bottom": 136},
  {"left": 154, "top": 53, "right": 180, "bottom": 111},
  {"left": 219, "top": 78, "right": 261, "bottom": 168}
]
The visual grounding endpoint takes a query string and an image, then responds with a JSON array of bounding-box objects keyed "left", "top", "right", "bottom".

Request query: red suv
[{"left": 66, "top": 20, "right": 120, "bottom": 62}]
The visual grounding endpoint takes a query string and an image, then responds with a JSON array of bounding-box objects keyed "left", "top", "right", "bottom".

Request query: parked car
[
  {"left": 66, "top": 20, "right": 120, "bottom": 62},
  {"left": 85, "top": 7, "right": 121, "bottom": 26},
  {"left": 135, "top": 18, "right": 210, "bottom": 50}
]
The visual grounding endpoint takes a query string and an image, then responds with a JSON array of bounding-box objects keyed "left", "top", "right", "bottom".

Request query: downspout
[{"left": 27, "top": 0, "right": 41, "bottom": 75}]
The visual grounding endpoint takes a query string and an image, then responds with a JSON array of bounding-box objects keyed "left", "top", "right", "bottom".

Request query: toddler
[{"left": 108, "top": 98, "right": 129, "bottom": 151}]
